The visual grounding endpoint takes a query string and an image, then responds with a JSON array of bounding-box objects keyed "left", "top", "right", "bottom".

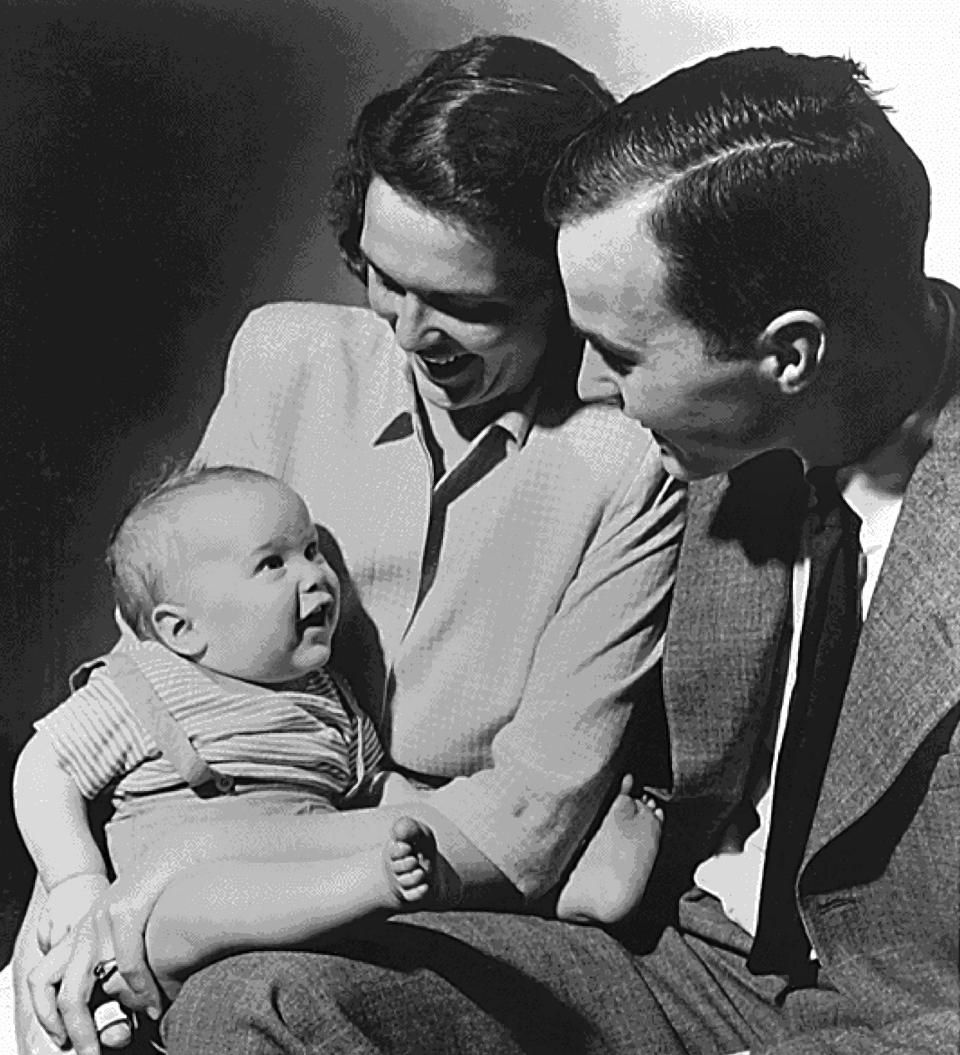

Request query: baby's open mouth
[{"left": 297, "top": 601, "right": 333, "bottom": 635}]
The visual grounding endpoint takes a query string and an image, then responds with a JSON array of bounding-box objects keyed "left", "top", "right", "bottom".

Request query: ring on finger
[{"left": 92, "top": 958, "right": 119, "bottom": 984}]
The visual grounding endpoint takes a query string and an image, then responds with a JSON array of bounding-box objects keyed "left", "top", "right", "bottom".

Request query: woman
[{"left": 23, "top": 35, "right": 683, "bottom": 1054}]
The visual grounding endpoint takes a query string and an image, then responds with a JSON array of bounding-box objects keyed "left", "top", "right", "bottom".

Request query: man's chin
[{"left": 656, "top": 442, "right": 744, "bottom": 483}]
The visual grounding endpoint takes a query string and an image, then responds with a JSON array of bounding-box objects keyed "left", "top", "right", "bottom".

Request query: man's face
[
  {"left": 359, "top": 177, "right": 562, "bottom": 417},
  {"left": 557, "top": 194, "right": 785, "bottom": 481}
]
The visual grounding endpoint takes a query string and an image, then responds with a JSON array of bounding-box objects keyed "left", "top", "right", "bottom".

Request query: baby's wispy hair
[{"left": 106, "top": 462, "right": 281, "bottom": 639}]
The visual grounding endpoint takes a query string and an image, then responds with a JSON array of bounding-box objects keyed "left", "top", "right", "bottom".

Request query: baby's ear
[{"left": 152, "top": 604, "right": 205, "bottom": 658}]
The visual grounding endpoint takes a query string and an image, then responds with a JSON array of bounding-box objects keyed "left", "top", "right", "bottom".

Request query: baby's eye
[{"left": 255, "top": 555, "right": 284, "bottom": 573}]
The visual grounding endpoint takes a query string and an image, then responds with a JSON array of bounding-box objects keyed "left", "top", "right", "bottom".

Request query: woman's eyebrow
[
  {"left": 360, "top": 249, "right": 506, "bottom": 307},
  {"left": 361, "top": 253, "right": 403, "bottom": 290}
]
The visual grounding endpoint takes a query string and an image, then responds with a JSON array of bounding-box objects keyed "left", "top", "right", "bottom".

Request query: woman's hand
[
  {"left": 28, "top": 911, "right": 145, "bottom": 1055},
  {"left": 28, "top": 870, "right": 169, "bottom": 1054},
  {"left": 36, "top": 872, "right": 110, "bottom": 954}
]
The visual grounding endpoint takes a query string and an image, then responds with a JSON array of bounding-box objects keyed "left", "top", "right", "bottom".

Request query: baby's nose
[{"left": 298, "top": 560, "right": 323, "bottom": 590}]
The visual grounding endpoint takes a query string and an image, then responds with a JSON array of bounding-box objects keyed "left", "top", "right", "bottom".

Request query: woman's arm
[
  {"left": 27, "top": 797, "right": 517, "bottom": 1053},
  {"left": 141, "top": 798, "right": 511, "bottom": 995},
  {"left": 428, "top": 441, "right": 684, "bottom": 899}
]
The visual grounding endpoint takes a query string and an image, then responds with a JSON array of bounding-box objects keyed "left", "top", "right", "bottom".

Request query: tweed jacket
[{"left": 659, "top": 281, "right": 960, "bottom": 1052}]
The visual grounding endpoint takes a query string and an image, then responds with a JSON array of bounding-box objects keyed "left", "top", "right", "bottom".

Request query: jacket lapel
[
  {"left": 808, "top": 290, "right": 960, "bottom": 858},
  {"left": 664, "top": 451, "right": 805, "bottom": 799}
]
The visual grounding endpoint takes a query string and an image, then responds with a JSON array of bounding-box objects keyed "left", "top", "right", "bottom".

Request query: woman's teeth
[{"left": 420, "top": 352, "right": 470, "bottom": 377}]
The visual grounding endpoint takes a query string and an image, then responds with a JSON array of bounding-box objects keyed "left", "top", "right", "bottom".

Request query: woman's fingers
[
  {"left": 28, "top": 880, "right": 166, "bottom": 1054},
  {"left": 55, "top": 913, "right": 111, "bottom": 1055},
  {"left": 35, "top": 911, "right": 53, "bottom": 955},
  {"left": 27, "top": 937, "right": 71, "bottom": 1048},
  {"left": 106, "top": 889, "right": 164, "bottom": 1019}
]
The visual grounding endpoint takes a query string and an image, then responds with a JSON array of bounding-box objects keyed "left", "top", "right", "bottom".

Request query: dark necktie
[{"left": 748, "top": 468, "right": 863, "bottom": 978}]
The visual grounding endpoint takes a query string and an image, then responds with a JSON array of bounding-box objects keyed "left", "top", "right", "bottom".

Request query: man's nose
[{"left": 577, "top": 343, "right": 623, "bottom": 405}]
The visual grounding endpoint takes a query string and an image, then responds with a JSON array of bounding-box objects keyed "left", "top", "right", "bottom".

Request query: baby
[{"left": 14, "top": 465, "right": 662, "bottom": 1047}]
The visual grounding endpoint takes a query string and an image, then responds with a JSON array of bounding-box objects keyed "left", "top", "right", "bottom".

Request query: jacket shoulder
[{"left": 234, "top": 302, "right": 392, "bottom": 374}]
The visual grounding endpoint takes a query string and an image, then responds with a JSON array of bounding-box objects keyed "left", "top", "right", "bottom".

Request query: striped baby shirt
[{"left": 36, "top": 641, "right": 384, "bottom": 807}]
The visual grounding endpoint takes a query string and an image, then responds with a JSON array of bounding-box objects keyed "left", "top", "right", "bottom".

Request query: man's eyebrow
[{"left": 571, "top": 326, "right": 636, "bottom": 358}]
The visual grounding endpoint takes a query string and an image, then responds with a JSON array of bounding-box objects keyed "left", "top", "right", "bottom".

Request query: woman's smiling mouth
[{"left": 415, "top": 350, "right": 476, "bottom": 383}]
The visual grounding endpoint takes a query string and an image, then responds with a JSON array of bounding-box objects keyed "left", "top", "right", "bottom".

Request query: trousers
[{"left": 162, "top": 890, "right": 849, "bottom": 1055}]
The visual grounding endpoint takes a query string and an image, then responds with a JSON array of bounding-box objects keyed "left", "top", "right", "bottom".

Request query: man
[
  {"left": 39, "top": 46, "right": 959, "bottom": 1055},
  {"left": 547, "top": 46, "right": 959, "bottom": 1052}
]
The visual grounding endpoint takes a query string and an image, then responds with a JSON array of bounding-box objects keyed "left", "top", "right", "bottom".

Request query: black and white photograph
[{"left": 2, "top": 0, "right": 958, "bottom": 1051}]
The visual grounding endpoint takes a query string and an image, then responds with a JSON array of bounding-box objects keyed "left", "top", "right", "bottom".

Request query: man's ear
[
  {"left": 756, "top": 309, "right": 827, "bottom": 395},
  {"left": 151, "top": 604, "right": 205, "bottom": 658}
]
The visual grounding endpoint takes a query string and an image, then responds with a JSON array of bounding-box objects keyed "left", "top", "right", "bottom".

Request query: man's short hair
[
  {"left": 107, "top": 463, "right": 281, "bottom": 640},
  {"left": 546, "top": 47, "right": 931, "bottom": 357}
]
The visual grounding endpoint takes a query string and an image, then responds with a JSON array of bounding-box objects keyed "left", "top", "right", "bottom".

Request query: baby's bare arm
[
  {"left": 13, "top": 734, "right": 110, "bottom": 949},
  {"left": 14, "top": 733, "right": 108, "bottom": 889}
]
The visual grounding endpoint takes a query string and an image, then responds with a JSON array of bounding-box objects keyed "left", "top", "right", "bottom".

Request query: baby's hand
[{"left": 38, "top": 873, "right": 110, "bottom": 953}]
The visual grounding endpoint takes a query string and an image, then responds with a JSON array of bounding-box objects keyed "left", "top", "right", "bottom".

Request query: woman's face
[{"left": 360, "top": 177, "right": 564, "bottom": 415}]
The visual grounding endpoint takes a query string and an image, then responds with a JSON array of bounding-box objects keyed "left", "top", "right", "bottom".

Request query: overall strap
[
  {"left": 103, "top": 653, "right": 235, "bottom": 798},
  {"left": 327, "top": 670, "right": 367, "bottom": 797}
]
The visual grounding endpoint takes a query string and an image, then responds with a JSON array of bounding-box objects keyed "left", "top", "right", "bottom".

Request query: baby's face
[{"left": 166, "top": 479, "right": 340, "bottom": 684}]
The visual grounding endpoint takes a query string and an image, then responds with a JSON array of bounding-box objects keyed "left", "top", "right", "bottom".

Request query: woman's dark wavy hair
[
  {"left": 547, "top": 48, "right": 931, "bottom": 357},
  {"left": 331, "top": 35, "right": 614, "bottom": 277}
]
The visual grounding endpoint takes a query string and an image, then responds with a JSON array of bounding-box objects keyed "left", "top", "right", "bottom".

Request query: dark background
[{"left": 0, "top": 0, "right": 489, "bottom": 960}]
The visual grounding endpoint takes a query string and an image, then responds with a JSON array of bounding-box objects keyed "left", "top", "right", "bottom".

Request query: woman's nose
[
  {"left": 577, "top": 343, "right": 623, "bottom": 405},
  {"left": 393, "top": 295, "right": 443, "bottom": 353}
]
